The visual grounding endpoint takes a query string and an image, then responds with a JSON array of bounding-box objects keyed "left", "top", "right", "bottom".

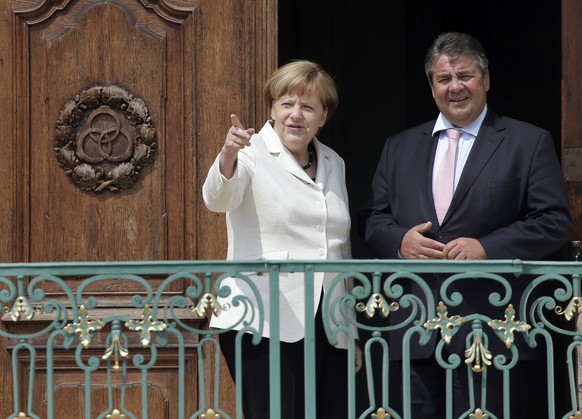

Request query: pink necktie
[{"left": 434, "top": 129, "right": 461, "bottom": 224}]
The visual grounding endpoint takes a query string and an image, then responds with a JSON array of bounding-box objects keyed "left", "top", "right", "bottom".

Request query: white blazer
[{"left": 202, "top": 121, "right": 356, "bottom": 348}]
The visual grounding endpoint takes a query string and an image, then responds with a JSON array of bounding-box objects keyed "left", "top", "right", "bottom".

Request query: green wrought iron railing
[{"left": 1, "top": 259, "right": 582, "bottom": 419}]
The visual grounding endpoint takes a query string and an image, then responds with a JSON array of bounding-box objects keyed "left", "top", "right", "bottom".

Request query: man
[{"left": 358, "top": 32, "right": 571, "bottom": 417}]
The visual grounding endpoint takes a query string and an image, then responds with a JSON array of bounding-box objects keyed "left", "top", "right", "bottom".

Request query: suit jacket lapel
[
  {"left": 418, "top": 124, "right": 439, "bottom": 222},
  {"left": 446, "top": 111, "right": 505, "bottom": 219}
]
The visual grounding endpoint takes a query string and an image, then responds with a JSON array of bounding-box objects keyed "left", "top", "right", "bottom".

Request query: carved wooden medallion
[{"left": 54, "top": 85, "right": 157, "bottom": 192}]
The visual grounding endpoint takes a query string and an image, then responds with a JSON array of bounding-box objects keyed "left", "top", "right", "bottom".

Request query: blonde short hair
[{"left": 264, "top": 60, "right": 339, "bottom": 122}]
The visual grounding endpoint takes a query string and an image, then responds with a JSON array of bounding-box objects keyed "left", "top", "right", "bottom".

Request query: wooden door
[
  {"left": 0, "top": 0, "right": 277, "bottom": 417},
  {"left": 562, "top": 3, "right": 582, "bottom": 404}
]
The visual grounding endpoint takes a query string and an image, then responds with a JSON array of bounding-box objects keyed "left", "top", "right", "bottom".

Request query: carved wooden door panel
[{"left": 0, "top": 0, "right": 277, "bottom": 417}]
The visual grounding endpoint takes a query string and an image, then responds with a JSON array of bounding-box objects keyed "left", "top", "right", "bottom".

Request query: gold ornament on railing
[
  {"left": 106, "top": 409, "right": 127, "bottom": 419},
  {"left": 125, "top": 304, "right": 167, "bottom": 347},
  {"left": 356, "top": 293, "right": 399, "bottom": 318},
  {"left": 465, "top": 332, "right": 492, "bottom": 373},
  {"left": 102, "top": 334, "right": 129, "bottom": 373},
  {"left": 424, "top": 301, "right": 464, "bottom": 344},
  {"left": 555, "top": 296, "right": 582, "bottom": 321},
  {"left": 488, "top": 304, "right": 531, "bottom": 348},
  {"left": 569, "top": 411, "right": 582, "bottom": 419},
  {"left": 371, "top": 407, "right": 391, "bottom": 418},
  {"left": 201, "top": 409, "right": 221, "bottom": 419},
  {"left": 190, "top": 293, "right": 222, "bottom": 318},
  {"left": 63, "top": 305, "right": 105, "bottom": 348},
  {"left": 7, "top": 295, "right": 41, "bottom": 322},
  {"left": 469, "top": 408, "right": 488, "bottom": 418},
  {"left": 16, "top": 413, "right": 32, "bottom": 419}
]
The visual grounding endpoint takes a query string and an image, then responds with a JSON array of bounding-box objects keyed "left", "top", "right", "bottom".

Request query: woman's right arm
[
  {"left": 219, "top": 114, "right": 255, "bottom": 179},
  {"left": 202, "top": 114, "right": 256, "bottom": 212}
]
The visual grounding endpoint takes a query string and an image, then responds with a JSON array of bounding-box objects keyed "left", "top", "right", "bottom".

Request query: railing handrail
[{"left": 0, "top": 258, "right": 580, "bottom": 275}]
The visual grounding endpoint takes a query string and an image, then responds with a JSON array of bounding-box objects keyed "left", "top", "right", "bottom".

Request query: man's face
[{"left": 429, "top": 54, "right": 490, "bottom": 127}]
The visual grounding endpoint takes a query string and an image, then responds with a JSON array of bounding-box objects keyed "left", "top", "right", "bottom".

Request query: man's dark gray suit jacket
[{"left": 359, "top": 109, "right": 572, "bottom": 359}]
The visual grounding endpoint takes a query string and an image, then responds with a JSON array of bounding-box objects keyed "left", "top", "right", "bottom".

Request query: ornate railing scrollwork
[{"left": 2, "top": 260, "right": 582, "bottom": 417}]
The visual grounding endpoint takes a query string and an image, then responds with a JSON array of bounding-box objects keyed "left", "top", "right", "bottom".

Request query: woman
[{"left": 202, "top": 60, "right": 360, "bottom": 418}]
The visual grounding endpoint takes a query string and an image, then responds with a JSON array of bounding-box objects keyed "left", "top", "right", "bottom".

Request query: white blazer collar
[{"left": 259, "top": 121, "right": 329, "bottom": 185}]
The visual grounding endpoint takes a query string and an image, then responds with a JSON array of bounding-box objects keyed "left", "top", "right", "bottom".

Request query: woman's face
[{"left": 271, "top": 90, "right": 327, "bottom": 153}]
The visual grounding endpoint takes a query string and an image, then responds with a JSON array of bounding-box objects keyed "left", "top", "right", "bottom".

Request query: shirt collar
[{"left": 432, "top": 104, "right": 488, "bottom": 137}]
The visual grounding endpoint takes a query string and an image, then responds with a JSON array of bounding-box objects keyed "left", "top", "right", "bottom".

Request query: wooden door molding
[{"left": 11, "top": 0, "right": 196, "bottom": 24}]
